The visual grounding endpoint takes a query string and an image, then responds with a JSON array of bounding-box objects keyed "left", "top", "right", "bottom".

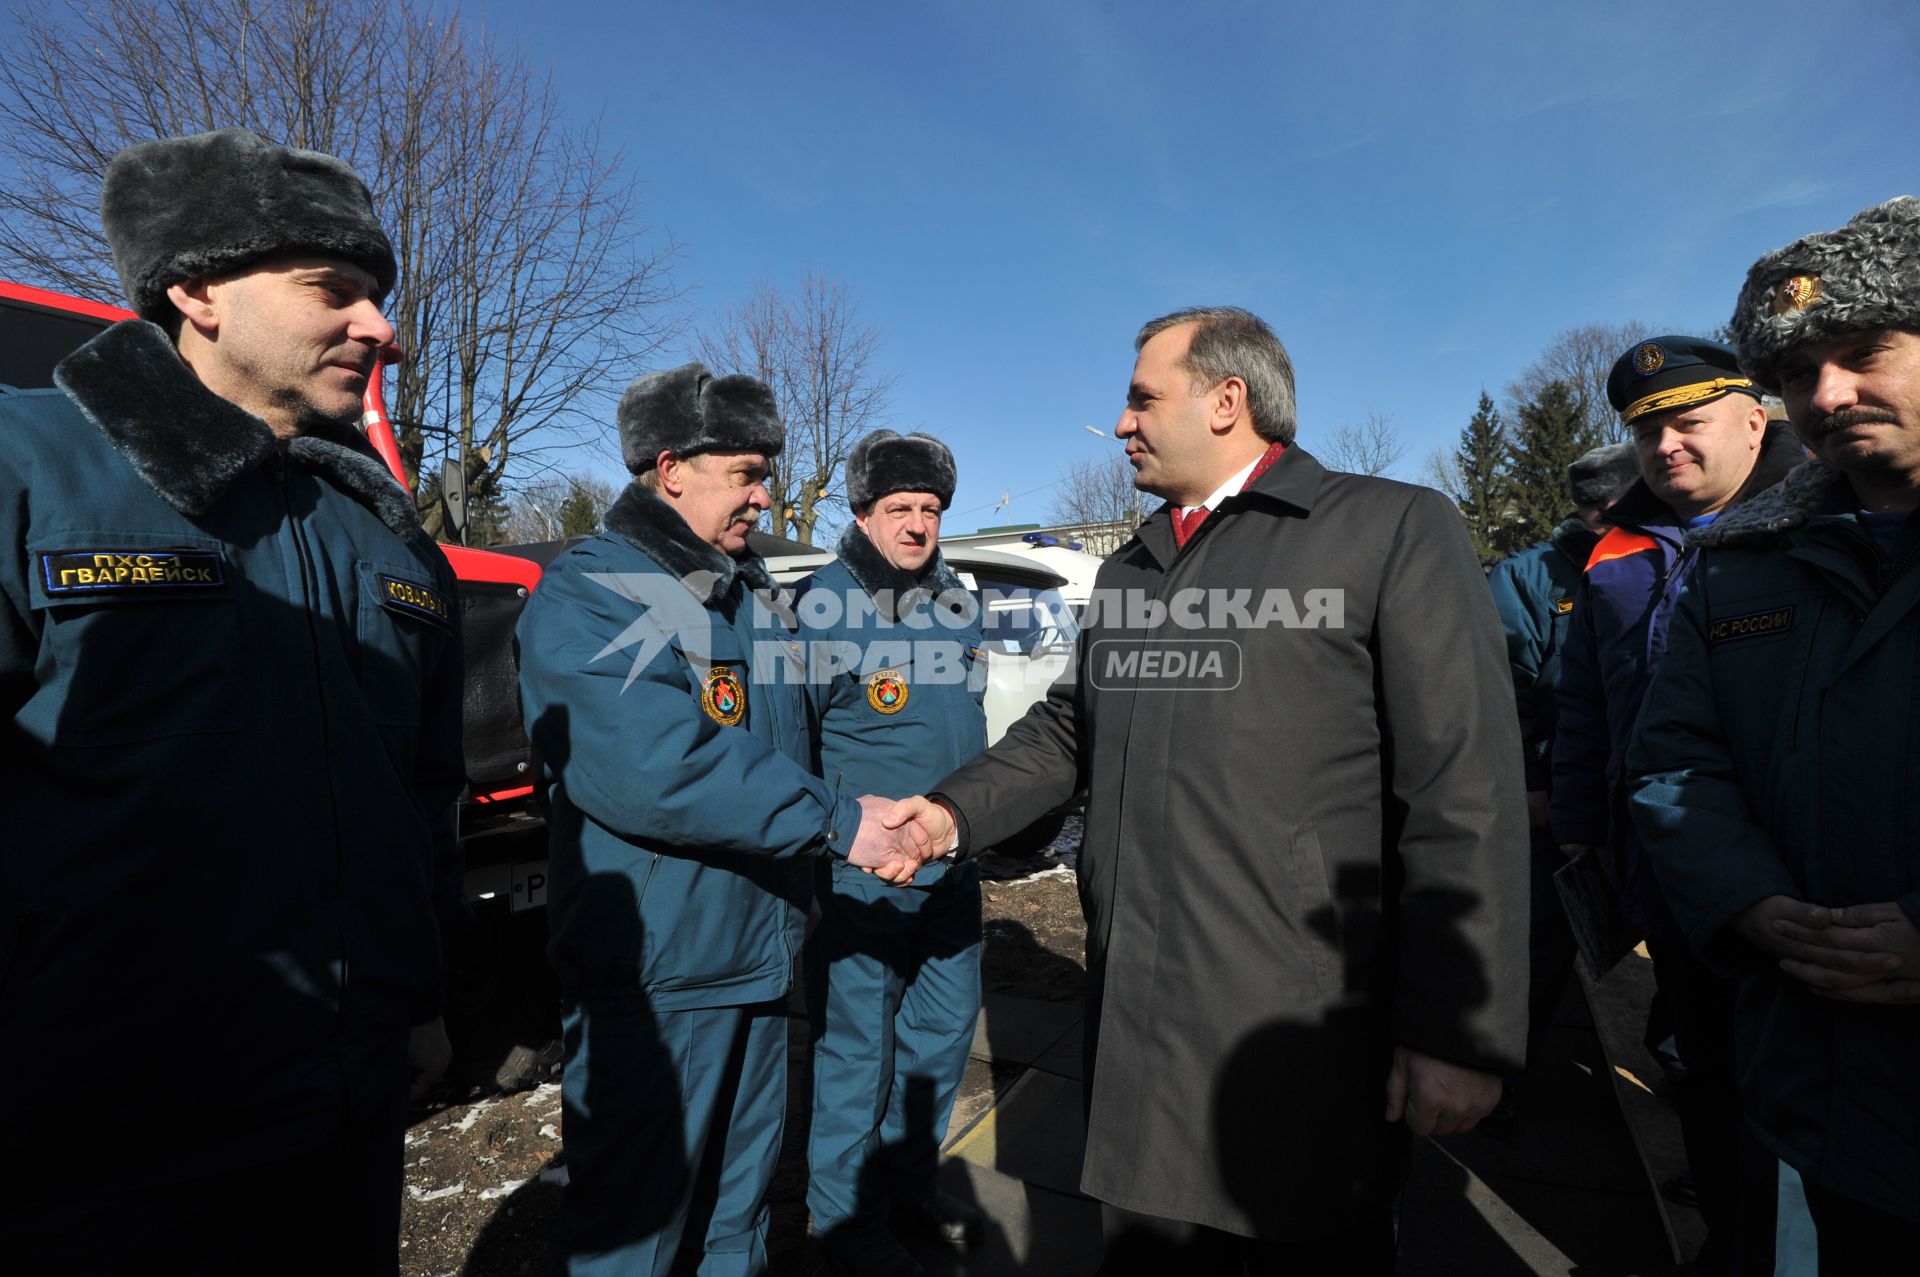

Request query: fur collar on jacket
[
  {"left": 1690, "top": 460, "right": 1854, "bottom": 549},
  {"left": 53, "top": 319, "right": 422, "bottom": 538},
  {"left": 834, "top": 522, "right": 966, "bottom": 617},
  {"left": 602, "top": 481, "right": 782, "bottom": 607}
]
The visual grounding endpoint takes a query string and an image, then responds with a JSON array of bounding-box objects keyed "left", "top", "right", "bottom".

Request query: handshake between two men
[{"left": 845, "top": 795, "right": 958, "bottom": 885}]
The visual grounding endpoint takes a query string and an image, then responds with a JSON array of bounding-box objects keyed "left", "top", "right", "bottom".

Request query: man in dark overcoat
[{"left": 887, "top": 306, "right": 1529, "bottom": 1272}]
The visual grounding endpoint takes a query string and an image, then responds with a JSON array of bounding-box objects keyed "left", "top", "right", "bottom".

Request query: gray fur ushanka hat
[
  {"left": 618, "top": 362, "right": 784, "bottom": 473},
  {"left": 1730, "top": 195, "right": 1920, "bottom": 392},
  {"left": 846, "top": 430, "right": 957, "bottom": 510},
  {"left": 102, "top": 128, "right": 397, "bottom": 322},
  {"left": 1567, "top": 442, "right": 1638, "bottom": 508}
]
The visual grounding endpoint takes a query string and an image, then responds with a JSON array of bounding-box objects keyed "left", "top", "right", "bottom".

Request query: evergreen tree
[
  {"left": 1452, "top": 391, "right": 1511, "bottom": 566},
  {"left": 1496, "top": 379, "right": 1599, "bottom": 557},
  {"left": 556, "top": 485, "right": 605, "bottom": 537}
]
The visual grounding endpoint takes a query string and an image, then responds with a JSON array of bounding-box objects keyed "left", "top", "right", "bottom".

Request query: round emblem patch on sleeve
[
  {"left": 1633, "top": 342, "right": 1666, "bottom": 375},
  {"left": 702, "top": 666, "right": 746, "bottom": 726},
  {"left": 866, "top": 669, "right": 909, "bottom": 715}
]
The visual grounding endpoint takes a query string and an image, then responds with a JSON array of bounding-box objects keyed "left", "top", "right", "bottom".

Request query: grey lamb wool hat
[
  {"left": 1730, "top": 195, "right": 1920, "bottom": 392},
  {"left": 617, "top": 362, "right": 784, "bottom": 473},
  {"left": 102, "top": 128, "right": 397, "bottom": 322},
  {"left": 846, "top": 430, "right": 957, "bottom": 510},
  {"left": 1567, "top": 442, "right": 1638, "bottom": 508}
]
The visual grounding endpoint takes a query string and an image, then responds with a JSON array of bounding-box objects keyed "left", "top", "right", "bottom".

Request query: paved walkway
[{"left": 802, "top": 976, "right": 1696, "bottom": 1276}]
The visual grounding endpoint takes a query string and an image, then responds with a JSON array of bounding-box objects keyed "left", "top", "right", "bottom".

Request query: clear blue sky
[{"left": 483, "top": 0, "right": 1910, "bottom": 530}]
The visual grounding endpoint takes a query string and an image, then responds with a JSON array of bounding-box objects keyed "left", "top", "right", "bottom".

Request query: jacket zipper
[{"left": 277, "top": 458, "right": 347, "bottom": 1016}]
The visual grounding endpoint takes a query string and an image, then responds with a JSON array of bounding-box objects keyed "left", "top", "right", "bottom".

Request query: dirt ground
[{"left": 400, "top": 846, "right": 1087, "bottom": 1277}]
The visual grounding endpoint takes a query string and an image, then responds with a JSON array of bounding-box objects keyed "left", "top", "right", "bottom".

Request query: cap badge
[
  {"left": 1772, "top": 275, "right": 1822, "bottom": 315},
  {"left": 702, "top": 666, "right": 746, "bottom": 727},
  {"left": 866, "top": 669, "right": 909, "bottom": 715},
  {"left": 1632, "top": 343, "right": 1666, "bottom": 375}
]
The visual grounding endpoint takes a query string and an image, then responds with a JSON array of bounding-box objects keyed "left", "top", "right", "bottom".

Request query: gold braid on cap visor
[{"left": 1622, "top": 377, "right": 1755, "bottom": 424}]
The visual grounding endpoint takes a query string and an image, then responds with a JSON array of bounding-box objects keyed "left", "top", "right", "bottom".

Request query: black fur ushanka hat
[
  {"left": 846, "top": 430, "right": 957, "bottom": 510},
  {"left": 617, "top": 362, "right": 785, "bottom": 473},
  {"left": 102, "top": 128, "right": 397, "bottom": 322}
]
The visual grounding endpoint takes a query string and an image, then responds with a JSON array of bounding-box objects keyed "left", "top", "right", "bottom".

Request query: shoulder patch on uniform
[
  {"left": 39, "top": 548, "right": 226, "bottom": 597},
  {"left": 1553, "top": 597, "right": 1574, "bottom": 615},
  {"left": 1708, "top": 605, "right": 1794, "bottom": 645},
  {"left": 867, "top": 668, "right": 908, "bottom": 715},
  {"left": 377, "top": 572, "right": 452, "bottom": 624}
]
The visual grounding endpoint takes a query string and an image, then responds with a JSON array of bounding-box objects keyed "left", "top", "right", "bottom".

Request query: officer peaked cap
[{"left": 1606, "top": 335, "right": 1759, "bottom": 426}]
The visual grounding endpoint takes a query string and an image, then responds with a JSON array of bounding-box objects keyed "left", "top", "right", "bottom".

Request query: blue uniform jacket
[
  {"left": 796, "top": 531, "right": 988, "bottom": 889},
  {"left": 1487, "top": 517, "right": 1598, "bottom": 791},
  {"left": 1628, "top": 460, "right": 1920, "bottom": 1221},
  {"left": 0, "top": 322, "right": 466, "bottom": 1183},
  {"left": 1551, "top": 426, "right": 1801, "bottom": 918},
  {"left": 517, "top": 484, "right": 856, "bottom": 1010}
]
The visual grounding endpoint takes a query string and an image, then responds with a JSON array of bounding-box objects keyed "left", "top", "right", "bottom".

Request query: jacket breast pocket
[
  {"left": 26, "top": 538, "right": 241, "bottom": 745},
  {"left": 355, "top": 560, "right": 453, "bottom": 728}
]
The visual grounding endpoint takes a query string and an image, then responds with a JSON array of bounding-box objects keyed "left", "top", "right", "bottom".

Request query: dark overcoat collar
[
  {"left": 1133, "top": 443, "right": 1325, "bottom": 568},
  {"left": 52, "top": 319, "right": 423, "bottom": 538}
]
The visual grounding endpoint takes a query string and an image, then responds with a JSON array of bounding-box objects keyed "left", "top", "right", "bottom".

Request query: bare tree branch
[
  {"left": 1316, "top": 410, "right": 1408, "bottom": 477},
  {"left": 1046, "top": 454, "right": 1141, "bottom": 555},
  {"left": 693, "top": 270, "right": 895, "bottom": 546},
  {"left": 1504, "top": 321, "right": 1654, "bottom": 445}
]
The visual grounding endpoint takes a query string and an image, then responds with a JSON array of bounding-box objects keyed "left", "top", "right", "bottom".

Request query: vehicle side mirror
[{"left": 442, "top": 458, "right": 470, "bottom": 546}]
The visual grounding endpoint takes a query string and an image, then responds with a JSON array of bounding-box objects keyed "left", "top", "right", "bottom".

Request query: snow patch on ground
[
  {"left": 450, "top": 1100, "right": 494, "bottom": 1133},
  {"left": 479, "top": 1179, "right": 527, "bottom": 1200},
  {"left": 999, "top": 863, "right": 1075, "bottom": 885},
  {"left": 408, "top": 1182, "right": 466, "bottom": 1203}
]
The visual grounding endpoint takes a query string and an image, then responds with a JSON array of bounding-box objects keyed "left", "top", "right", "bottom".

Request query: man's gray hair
[{"left": 1135, "top": 306, "right": 1297, "bottom": 445}]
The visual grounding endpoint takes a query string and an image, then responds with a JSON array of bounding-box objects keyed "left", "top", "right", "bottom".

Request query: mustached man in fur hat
[
  {"left": 0, "top": 129, "right": 465, "bottom": 1271},
  {"left": 515, "top": 370, "right": 941, "bottom": 1274},
  {"left": 1629, "top": 197, "right": 1920, "bottom": 1268},
  {"left": 793, "top": 431, "right": 988, "bottom": 1275}
]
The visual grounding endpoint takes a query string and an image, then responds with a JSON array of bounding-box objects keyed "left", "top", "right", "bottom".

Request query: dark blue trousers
[
  {"left": 555, "top": 997, "right": 788, "bottom": 1276},
  {"left": 805, "top": 860, "right": 982, "bottom": 1244}
]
